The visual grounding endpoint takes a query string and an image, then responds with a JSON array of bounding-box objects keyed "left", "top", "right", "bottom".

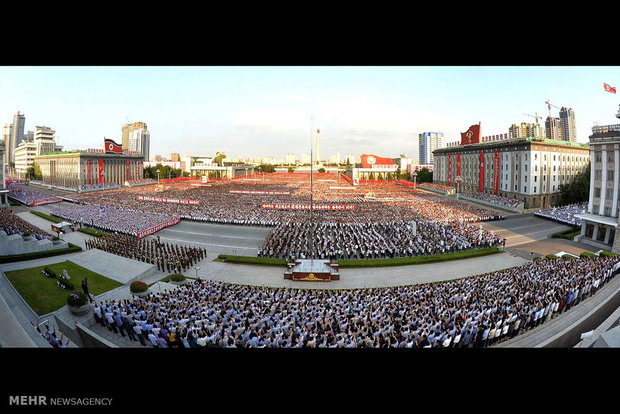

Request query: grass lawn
[{"left": 5, "top": 260, "right": 123, "bottom": 316}]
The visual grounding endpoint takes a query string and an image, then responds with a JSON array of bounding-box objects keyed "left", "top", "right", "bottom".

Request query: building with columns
[
  {"left": 433, "top": 136, "right": 589, "bottom": 209},
  {"left": 33, "top": 150, "right": 144, "bottom": 188},
  {"left": 576, "top": 107, "right": 620, "bottom": 252}
]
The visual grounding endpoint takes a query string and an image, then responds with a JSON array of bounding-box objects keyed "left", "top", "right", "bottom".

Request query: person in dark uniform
[{"left": 81, "top": 277, "right": 94, "bottom": 303}]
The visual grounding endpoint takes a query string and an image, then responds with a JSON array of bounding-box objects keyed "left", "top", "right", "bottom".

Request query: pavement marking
[{"left": 160, "top": 228, "right": 267, "bottom": 241}]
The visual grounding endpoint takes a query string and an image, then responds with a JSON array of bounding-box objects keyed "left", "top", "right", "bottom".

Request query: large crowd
[
  {"left": 460, "top": 191, "right": 521, "bottom": 208},
  {"left": 7, "top": 186, "right": 62, "bottom": 206},
  {"left": 535, "top": 203, "right": 588, "bottom": 226},
  {"left": 50, "top": 204, "right": 179, "bottom": 237},
  {"left": 93, "top": 255, "right": 618, "bottom": 348},
  {"left": 85, "top": 233, "right": 206, "bottom": 274},
  {"left": 47, "top": 174, "right": 507, "bottom": 260},
  {"left": 0, "top": 207, "right": 52, "bottom": 239}
]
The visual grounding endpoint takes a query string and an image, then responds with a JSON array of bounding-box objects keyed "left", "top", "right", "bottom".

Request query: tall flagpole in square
[{"left": 310, "top": 117, "right": 314, "bottom": 263}]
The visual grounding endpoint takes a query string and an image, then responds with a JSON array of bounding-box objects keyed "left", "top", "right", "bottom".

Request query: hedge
[
  {"left": 30, "top": 210, "right": 62, "bottom": 223},
  {"left": 78, "top": 227, "right": 109, "bottom": 237},
  {"left": 580, "top": 251, "right": 597, "bottom": 258},
  {"left": 550, "top": 227, "right": 581, "bottom": 240},
  {"left": 545, "top": 254, "right": 558, "bottom": 259},
  {"left": 67, "top": 291, "right": 88, "bottom": 307},
  {"left": 216, "top": 248, "right": 502, "bottom": 268},
  {"left": 337, "top": 247, "right": 501, "bottom": 268},
  {"left": 216, "top": 254, "right": 289, "bottom": 266},
  {"left": 0, "top": 243, "right": 82, "bottom": 263},
  {"left": 599, "top": 250, "right": 618, "bottom": 257}
]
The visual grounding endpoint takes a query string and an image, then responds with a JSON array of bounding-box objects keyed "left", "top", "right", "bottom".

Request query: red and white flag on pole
[{"left": 604, "top": 83, "right": 616, "bottom": 93}]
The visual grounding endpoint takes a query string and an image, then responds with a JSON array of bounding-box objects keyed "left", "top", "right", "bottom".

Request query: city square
[{"left": 1, "top": 64, "right": 619, "bottom": 406}]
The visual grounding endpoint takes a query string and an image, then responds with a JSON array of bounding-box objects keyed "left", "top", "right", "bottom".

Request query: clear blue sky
[{"left": 1, "top": 66, "right": 618, "bottom": 162}]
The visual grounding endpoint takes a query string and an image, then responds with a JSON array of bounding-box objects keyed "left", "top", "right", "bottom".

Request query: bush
[
  {"left": 0, "top": 243, "right": 82, "bottom": 264},
  {"left": 57, "top": 277, "right": 74, "bottom": 290},
  {"left": 562, "top": 254, "right": 575, "bottom": 259},
  {"left": 130, "top": 280, "right": 148, "bottom": 293},
  {"left": 599, "top": 250, "right": 618, "bottom": 257},
  {"left": 43, "top": 267, "right": 57, "bottom": 278},
  {"left": 545, "top": 254, "right": 558, "bottom": 259},
  {"left": 52, "top": 236, "right": 60, "bottom": 241},
  {"left": 78, "top": 227, "right": 108, "bottom": 237},
  {"left": 169, "top": 274, "right": 186, "bottom": 282},
  {"left": 67, "top": 291, "right": 88, "bottom": 307},
  {"left": 580, "top": 251, "right": 597, "bottom": 258},
  {"left": 23, "top": 232, "right": 31, "bottom": 237}
]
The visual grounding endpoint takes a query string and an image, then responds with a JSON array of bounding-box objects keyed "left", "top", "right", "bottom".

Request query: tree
[
  {"left": 558, "top": 163, "right": 590, "bottom": 205},
  {"left": 255, "top": 164, "right": 276, "bottom": 173},
  {"left": 416, "top": 167, "right": 433, "bottom": 183},
  {"left": 288, "top": 166, "right": 296, "bottom": 173}
]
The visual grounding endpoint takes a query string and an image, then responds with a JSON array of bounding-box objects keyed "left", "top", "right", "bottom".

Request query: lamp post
[
  {"left": 456, "top": 175, "right": 462, "bottom": 200},
  {"left": 412, "top": 171, "right": 417, "bottom": 188},
  {"left": 195, "top": 266, "right": 201, "bottom": 280},
  {"left": 156, "top": 169, "right": 160, "bottom": 184}
]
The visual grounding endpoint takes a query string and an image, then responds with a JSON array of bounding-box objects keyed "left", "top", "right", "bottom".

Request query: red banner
[
  {"left": 261, "top": 203, "right": 356, "bottom": 210},
  {"left": 229, "top": 190, "right": 291, "bottom": 195},
  {"left": 479, "top": 151, "right": 484, "bottom": 192},
  {"left": 98, "top": 159, "right": 104, "bottom": 184},
  {"left": 87, "top": 159, "right": 92, "bottom": 185},
  {"left": 126, "top": 159, "right": 130, "bottom": 181},
  {"left": 494, "top": 150, "right": 500, "bottom": 195},
  {"left": 137, "top": 195, "right": 201, "bottom": 205},
  {"left": 360, "top": 154, "right": 394, "bottom": 168},
  {"left": 135, "top": 160, "right": 139, "bottom": 180},
  {"left": 136, "top": 218, "right": 181, "bottom": 239},
  {"left": 456, "top": 153, "right": 461, "bottom": 179},
  {"left": 448, "top": 153, "right": 452, "bottom": 186}
]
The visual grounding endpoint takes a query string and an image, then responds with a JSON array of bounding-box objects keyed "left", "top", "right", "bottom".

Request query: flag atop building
[
  {"left": 104, "top": 138, "right": 123, "bottom": 154},
  {"left": 604, "top": 83, "right": 616, "bottom": 94}
]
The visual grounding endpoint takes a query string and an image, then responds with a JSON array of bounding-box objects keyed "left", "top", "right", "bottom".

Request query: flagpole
[{"left": 310, "top": 117, "right": 314, "bottom": 264}]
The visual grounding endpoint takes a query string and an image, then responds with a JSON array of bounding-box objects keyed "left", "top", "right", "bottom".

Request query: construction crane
[
  {"left": 545, "top": 100, "right": 560, "bottom": 118},
  {"left": 125, "top": 115, "right": 131, "bottom": 125},
  {"left": 523, "top": 112, "right": 542, "bottom": 124}
]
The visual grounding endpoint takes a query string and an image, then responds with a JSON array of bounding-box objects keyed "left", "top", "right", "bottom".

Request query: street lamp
[
  {"left": 412, "top": 171, "right": 417, "bottom": 188},
  {"left": 156, "top": 169, "right": 160, "bottom": 184},
  {"left": 456, "top": 175, "right": 462, "bottom": 200},
  {"left": 194, "top": 266, "right": 201, "bottom": 280}
]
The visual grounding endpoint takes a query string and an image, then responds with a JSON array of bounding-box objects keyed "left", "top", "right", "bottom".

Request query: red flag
[
  {"left": 104, "top": 138, "right": 123, "bottom": 154},
  {"left": 604, "top": 83, "right": 616, "bottom": 93}
]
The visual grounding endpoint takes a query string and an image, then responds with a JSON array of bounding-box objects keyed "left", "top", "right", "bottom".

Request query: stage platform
[{"left": 284, "top": 259, "right": 340, "bottom": 282}]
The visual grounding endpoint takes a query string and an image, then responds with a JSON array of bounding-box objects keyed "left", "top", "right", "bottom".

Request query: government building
[
  {"left": 433, "top": 124, "right": 589, "bottom": 209},
  {"left": 33, "top": 149, "right": 145, "bottom": 188},
  {"left": 576, "top": 106, "right": 620, "bottom": 253}
]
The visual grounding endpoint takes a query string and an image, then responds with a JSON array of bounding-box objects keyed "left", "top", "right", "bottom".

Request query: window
[
  {"left": 534, "top": 186, "right": 537, "bottom": 193},
  {"left": 596, "top": 170, "right": 602, "bottom": 180},
  {"left": 609, "top": 170, "right": 614, "bottom": 181},
  {"left": 608, "top": 188, "right": 613, "bottom": 199},
  {"left": 595, "top": 187, "right": 601, "bottom": 198},
  {"left": 534, "top": 176, "right": 537, "bottom": 182},
  {"left": 596, "top": 152, "right": 602, "bottom": 162}
]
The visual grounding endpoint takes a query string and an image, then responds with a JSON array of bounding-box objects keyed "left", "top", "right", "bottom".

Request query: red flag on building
[
  {"left": 604, "top": 83, "right": 616, "bottom": 93},
  {"left": 104, "top": 138, "right": 123, "bottom": 154}
]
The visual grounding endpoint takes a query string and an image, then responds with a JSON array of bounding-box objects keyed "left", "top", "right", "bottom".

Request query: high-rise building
[
  {"left": 170, "top": 153, "right": 180, "bottom": 162},
  {"left": 509, "top": 122, "right": 544, "bottom": 139},
  {"left": 14, "top": 126, "right": 62, "bottom": 177},
  {"left": 559, "top": 107, "right": 577, "bottom": 142},
  {"left": 122, "top": 121, "right": 148, "bottom": 151},
  {"left": 128, "top": 126, "right": 150, "bottom": 162},
  {"left": 2, "top": 124, "right": 12, "bottom": 165},
  {"left": 545, "top": 117, "right": 561, "bottom": 140},
  {"left": 286, "top": 153, "right": 295, "bottom": 165},
  {"left": 8, "top": 111, "right": 25, "bottom": 165},
  {"left": 419, "top": 132, "right": 444, "bottom": 164}
]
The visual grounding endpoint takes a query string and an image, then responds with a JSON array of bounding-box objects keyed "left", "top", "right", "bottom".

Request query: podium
[{"left": 284, "top": 259, "right": 340, "bottom": 282}]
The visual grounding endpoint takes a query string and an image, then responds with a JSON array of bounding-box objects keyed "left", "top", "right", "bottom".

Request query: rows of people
[
  {"left": 7, "top": 186, "right": 62, "bottom": 206},
  {"left": 48, "top": 174, "right": 507, "bottom": 259},
  {"left": 535, "top": 203, "right": 587, "bottom": 226},
  {"left": 94, "top": 255, "right": 617, "bottom": 348},
  {"left": 85, "top": 233, "right": 206, "bottom": 274},
  {"left": 50, "top": 203, "right": 178, "bottom": 237},
  {"left": 460, "top": 191, "right": 521, "bottom": 208},
  {"left": 259, "top": 220, "right": 505, "bottom": 260},
  {"left": 0, "top": 207, "right": 52, "bottom": 239}
]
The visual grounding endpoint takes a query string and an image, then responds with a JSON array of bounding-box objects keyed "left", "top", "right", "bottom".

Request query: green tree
[
  {"left": 415, "top": 167, "right": 433, "bottom": 183},
  {"left": 255, "top": 164, "right": 276, "bottom": 173},
  {"left": 287, "top": 166, "right": 296, "bottom": 173},
  {"left": 558, "top": 163, "right": 590, "bottom": 205}
]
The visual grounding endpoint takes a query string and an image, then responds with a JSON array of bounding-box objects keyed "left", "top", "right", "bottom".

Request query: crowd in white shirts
[
  {"left": 535, "top": 203, "right": 588, "bottom": 226},
  {"left": 94, "top": 255, "right": 618, "bottom": 348}
]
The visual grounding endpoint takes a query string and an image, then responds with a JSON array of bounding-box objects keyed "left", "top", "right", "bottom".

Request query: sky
[{"left": 1, "top": 65, "right": 619, "bottom": 162}]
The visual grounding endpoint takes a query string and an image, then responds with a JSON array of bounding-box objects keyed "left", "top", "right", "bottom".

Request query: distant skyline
[{"left": 1, "top": 66, "right": 619, "bottom": 162}]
